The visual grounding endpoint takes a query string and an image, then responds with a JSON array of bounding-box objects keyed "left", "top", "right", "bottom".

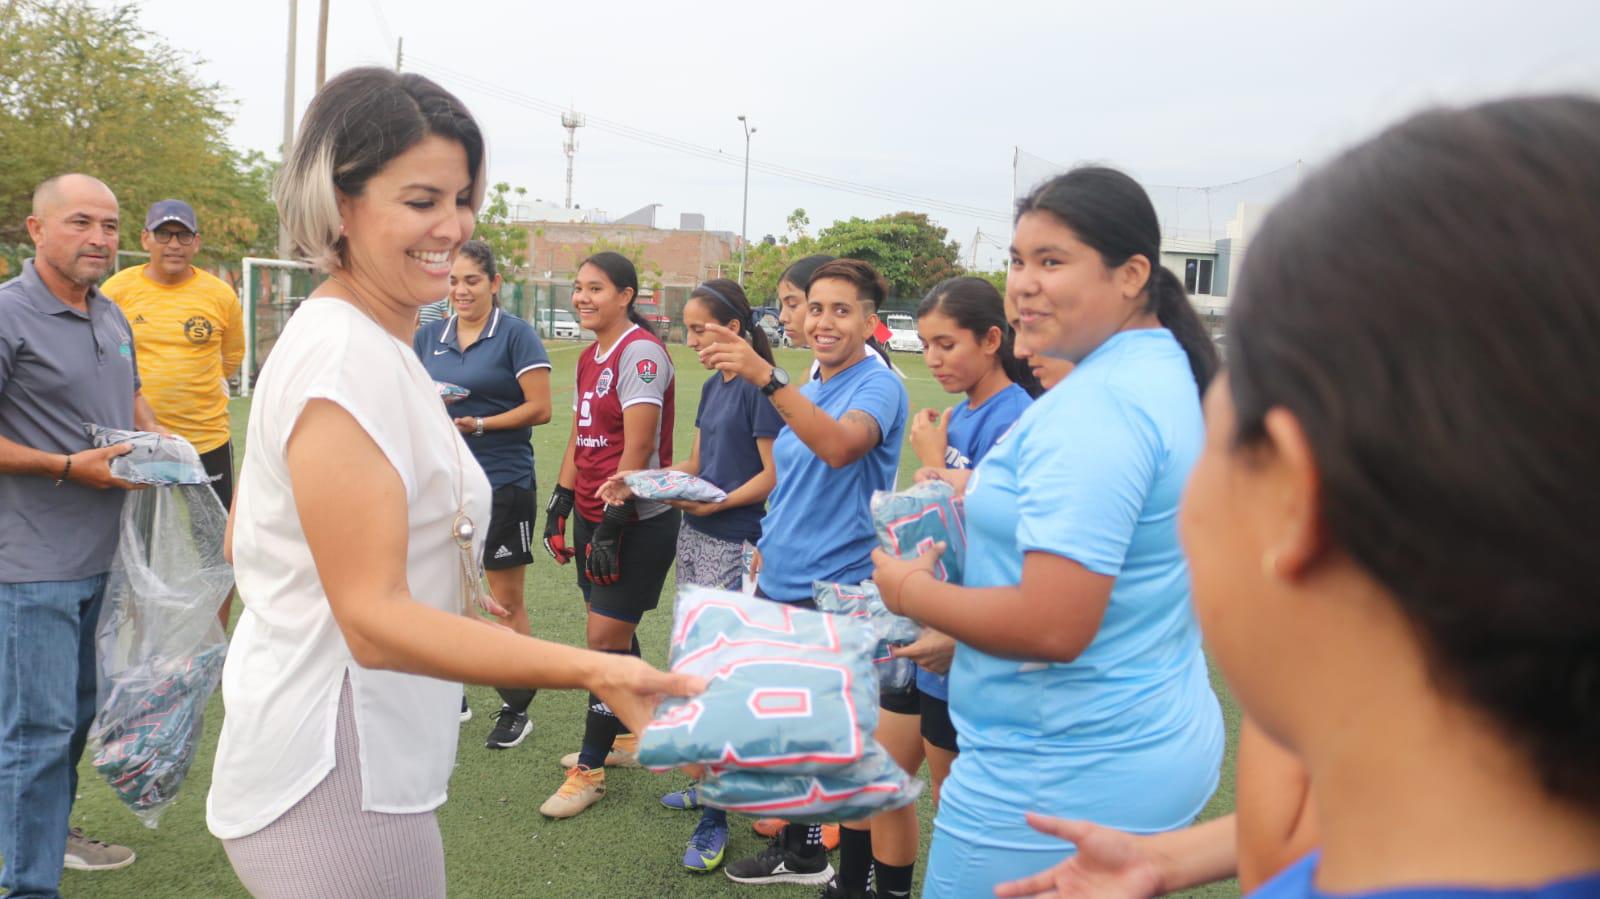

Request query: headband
[{"left": 696, "top": 284, "right": 755, "bottom": 333}]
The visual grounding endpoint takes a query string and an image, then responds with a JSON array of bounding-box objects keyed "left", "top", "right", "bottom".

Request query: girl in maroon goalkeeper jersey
[{"left": 539, "top": 251, "right": 678, "bottom": 819}]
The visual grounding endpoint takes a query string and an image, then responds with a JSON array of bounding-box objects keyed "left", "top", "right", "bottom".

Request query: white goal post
[{"left": 239, "top": 257, "right": 315, "bottom": 397}]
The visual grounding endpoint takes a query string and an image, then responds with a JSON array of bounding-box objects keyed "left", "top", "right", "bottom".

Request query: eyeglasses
[{"left": 151, "top": 229, "right": 197, "bottom": 245}]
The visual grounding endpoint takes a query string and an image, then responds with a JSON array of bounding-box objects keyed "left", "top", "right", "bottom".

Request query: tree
[
  {"left": 741, "top": 208, "right": 818, "bottom": 306},
  {"left": 0, "top": 0, "right": 278, "bottom": 275},
  {"left": 816, "top": 211, "right": 963, "bottom": 301},
  {"left": 586, "top": 236, "right": 663, "bottom": 293},
  {"left": 474, "top": 182, "right": 530, "bottom": 278},
  {"left": 972, "top": 269, "right": 1008, "bottom": 296}
]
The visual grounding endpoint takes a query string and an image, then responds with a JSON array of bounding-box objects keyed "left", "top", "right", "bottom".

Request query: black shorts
[
  {"left": 879, "top": 677, "right": 921, "bottom": 715},
  {"left": 920, "top": 691, "right": 959, "bottom": 753},
  {"left": 877, "top": 683, "right": 961, "bottom": 754},
  {"left": 200, "top": 442, "right": 234, "bottom": 510},
  {"left": 484, "top": 484, "right": 537, "bottom": 570},
  {"left": 574, "top": 508, "right": 681, "bottom": 624}
]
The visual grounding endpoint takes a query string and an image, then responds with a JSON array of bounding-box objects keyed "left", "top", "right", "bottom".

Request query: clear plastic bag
[
  {"left": 638, "top": 586, "right": 919, "bottom": 822},
  {"left": 871, "top": 480, "right": 968, "bottom": 585},
  {"left": 435, "top": 381, "right": 470, "bottom": 405},
  {"left": 698, "top": 743, "right": 921, "bottom": 823},
  {"left": 84, "top": 424, "right": 214, "bottom": 486},
  {"left": 813, "top": 580, "right": 921, "bottom": 690},
  {"left": 622, "top": 468, "right": 729, "bottom": 503},
  {"left": 740, "top": 541, "right": 758, "bottom": 596},
  {"left": 89, "top": 481, "right": 231, "bottom": 827}
]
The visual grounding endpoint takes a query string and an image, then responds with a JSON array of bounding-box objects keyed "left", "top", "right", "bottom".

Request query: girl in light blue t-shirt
[{"left": 872, "top": 166, "right": 1225, "bottom": 899}]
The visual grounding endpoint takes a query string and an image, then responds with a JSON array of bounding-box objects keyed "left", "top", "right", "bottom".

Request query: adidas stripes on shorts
[{"left": 483, "top": 484, "right": 536, "bottom": 571}]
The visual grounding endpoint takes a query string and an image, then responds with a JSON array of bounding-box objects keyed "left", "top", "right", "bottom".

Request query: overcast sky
[{"left": 119, "top": 0, "right": 1598, "bottom": 269}]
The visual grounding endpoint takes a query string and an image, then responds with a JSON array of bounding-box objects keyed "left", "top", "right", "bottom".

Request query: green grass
[{"left": 57, "top": 343, "right": 1241, "bottom": 898}]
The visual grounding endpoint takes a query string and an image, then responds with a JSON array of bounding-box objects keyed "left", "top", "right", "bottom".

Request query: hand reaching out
[{"left": 993, "top": 814, "right": 1166, "bottom": 899}]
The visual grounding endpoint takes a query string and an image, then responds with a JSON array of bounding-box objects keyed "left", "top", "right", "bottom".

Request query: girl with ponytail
[{"left": 871, "top": 166, "right": 1225, "bottom": 898}]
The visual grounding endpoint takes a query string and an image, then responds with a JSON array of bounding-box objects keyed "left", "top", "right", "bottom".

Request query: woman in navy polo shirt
[
  {"left": 698, "top": 258, "right": 909, "bottom": 890},
  {"left": 601, "top": 278, "right": 784, "bottom": 874},
  {"left": 414, "top": 239, "right": 552, "bottom": 749}
]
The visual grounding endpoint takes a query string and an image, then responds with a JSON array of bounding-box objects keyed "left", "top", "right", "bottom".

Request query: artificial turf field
[{"left": 55, "top": 342, "right": 1242, "bottom": 898}]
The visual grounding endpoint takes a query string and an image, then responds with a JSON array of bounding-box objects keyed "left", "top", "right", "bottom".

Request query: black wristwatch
[{"left": 760, "top": 366, "right": 790, "bottom": 397}]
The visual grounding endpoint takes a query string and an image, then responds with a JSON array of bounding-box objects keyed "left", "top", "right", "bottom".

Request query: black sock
[
  {"left": 614, "top": 636, "right": 641, "bottom": 736},
  {"left": 875, "top": 860, "right": 914, "bottom": 898},
  {"left": 576, "top": 647, "right": 635, "bottom": 768},
  {"left": 495, "top": 687, "right": 535, "bottom": 714},
  {"left": 838, "top": 826, "right": 872, "bottom": 890},
  {"left": 781, "top": 822, "right": 823, "bottom": 859}
]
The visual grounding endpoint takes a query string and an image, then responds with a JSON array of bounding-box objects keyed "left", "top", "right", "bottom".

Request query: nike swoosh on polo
[{"left": 433, "top": 348, "right": 450, "bottom": 355}]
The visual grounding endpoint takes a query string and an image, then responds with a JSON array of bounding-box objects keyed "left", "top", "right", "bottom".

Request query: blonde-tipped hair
[{"left": 274, "top": 67, "right": 487, "bottom": 272}]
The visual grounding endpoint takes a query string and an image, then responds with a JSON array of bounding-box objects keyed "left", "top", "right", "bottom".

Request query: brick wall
[{"left": 520, "top": 221, "right": 738, "bottom": 287}]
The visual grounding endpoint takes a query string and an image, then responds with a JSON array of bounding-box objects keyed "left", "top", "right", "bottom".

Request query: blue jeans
[{"left": 0, "top": 575, "right": 107, "bottom": 899}]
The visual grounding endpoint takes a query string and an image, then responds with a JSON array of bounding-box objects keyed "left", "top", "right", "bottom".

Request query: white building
[{"left": 1158, "top": 201, "right": 1270, "bottom": 333}]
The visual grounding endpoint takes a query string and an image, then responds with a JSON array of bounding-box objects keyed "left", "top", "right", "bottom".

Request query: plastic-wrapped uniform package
[
  {"left": 435, "top": 381, "right": 471, "bottom": 405},
  {"left": 638, "top": 586, "right": 920, "bottom": 822},
  {"left": 92, "top": 643, "right": 226, "bottom": 824},
  {"left": 813, "top": 580, "right": 922, "bottom": 691},
  {"left": 85, "top": 424, "right": 215, "bottom": 486},
  {"left": 88, "top": 456, "right": 231, "bottom": 827},
  {"left": 870, "top": 479, "right": 968, "bottom": 585},
  {"left": 622, "top": 468, "right": 729, "bottom": 503},
  {"left": 697, "top": 740, "right": 921, "bottom": 822}
]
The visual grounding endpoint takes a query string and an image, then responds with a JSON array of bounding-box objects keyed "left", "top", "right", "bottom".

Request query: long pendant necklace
[{"left": 328, "top": 275, "right": 493, "bottom": 617}]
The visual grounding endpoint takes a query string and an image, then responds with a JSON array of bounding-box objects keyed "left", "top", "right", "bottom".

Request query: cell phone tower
[{"left": 561, "top": 109, "right": 585, "bottom": 209}]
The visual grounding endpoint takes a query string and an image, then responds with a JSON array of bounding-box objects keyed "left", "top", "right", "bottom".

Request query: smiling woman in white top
[{"left": 207, "top": 67, "right": 700, "bottom": 899}]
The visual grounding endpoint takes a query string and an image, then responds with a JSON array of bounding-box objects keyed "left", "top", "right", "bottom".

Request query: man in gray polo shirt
[{"left": 0, "top": 174, "right": 166, "bottom": 895}]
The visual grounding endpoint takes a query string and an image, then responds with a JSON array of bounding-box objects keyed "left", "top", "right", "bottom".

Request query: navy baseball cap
[{"left": 145, "top": 199, "right": 197, "bottom": 233}]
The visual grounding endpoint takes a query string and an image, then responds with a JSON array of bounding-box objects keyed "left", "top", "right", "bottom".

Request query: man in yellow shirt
[{"left": 101, "top": 200, "right": 244, "bottom": 619}]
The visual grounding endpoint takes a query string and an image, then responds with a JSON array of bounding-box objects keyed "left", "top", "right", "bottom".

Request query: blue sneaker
[
  {"left": 661, "top": 784, "right": 702, "bottom": 810},
  {"left": 683, "top": 812, "right": 728, "bottom": 873}
]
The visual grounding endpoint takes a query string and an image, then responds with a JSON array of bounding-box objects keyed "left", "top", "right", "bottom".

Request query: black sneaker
[
  {"left": 819, "top": 881, "right": 875, "bottom": 899},
  {"left": 724, "top": 836, "right": 835, "bottom": 886},
  {"left": 484, "top": 705, "right": 532, "bottom": 749}
]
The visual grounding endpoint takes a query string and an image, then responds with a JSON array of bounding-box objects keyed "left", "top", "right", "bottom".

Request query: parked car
[
  {"left": 540, "top": 308, "right": 581, "bottom": 340},
  {"left": 883, "top": 312, "right": 922, "bottom": 353},
  {"left": 753, "top": 306, "right": 784, "bottom": 347},
  {"left": 634, "top": 290, "right": 673, "bottom": 338}
]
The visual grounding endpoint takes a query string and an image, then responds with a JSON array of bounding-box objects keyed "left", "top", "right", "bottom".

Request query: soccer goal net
[{"left": 239, "top": 257, "right": 316, "bottom": 397}]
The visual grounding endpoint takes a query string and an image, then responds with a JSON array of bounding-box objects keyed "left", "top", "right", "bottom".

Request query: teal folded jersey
[
  {"left": 639, "top": 586, "right": 878, "bottom": 774},
  {"left": 91, "top": 643, "right": 226, "bottom": 824},
  {"left": 623, "top": 468, "right": 728, "bottom": 503},
  {"left": 813, "top": 580, "right": 921, "bottom": 690},
  {"left": 871, "top": 480, "right": 968, "bottom": 584},
  {"left": 698, "top": 745, "right": 921, "bottom": 823},
  {"left": 435, "top": 381, "right": 470, "bottom": 404}
]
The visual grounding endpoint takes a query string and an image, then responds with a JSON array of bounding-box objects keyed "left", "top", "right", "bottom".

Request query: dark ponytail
[
  {"left": 1016, "top": 166, "right": 1217, "bottom": 394},
  {"left": 690, "top": 278, "right": 775, "bottom": 365},
  {"left": 1148, "top": 266, "right": 1218, "bottom": 393},
  {"left": 578, "top": 251, "right": 648, "bottom": 330},
  {"left": 457, "top": 239, "right": 500, "bottom": 306},
  {"left": 918, "top": 276, "right": 1043, "bottom": 397}
]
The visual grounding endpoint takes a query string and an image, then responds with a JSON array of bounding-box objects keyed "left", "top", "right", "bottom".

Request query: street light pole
[{"left": 737, "top": 114, "right": 755, "bottom": 287}]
